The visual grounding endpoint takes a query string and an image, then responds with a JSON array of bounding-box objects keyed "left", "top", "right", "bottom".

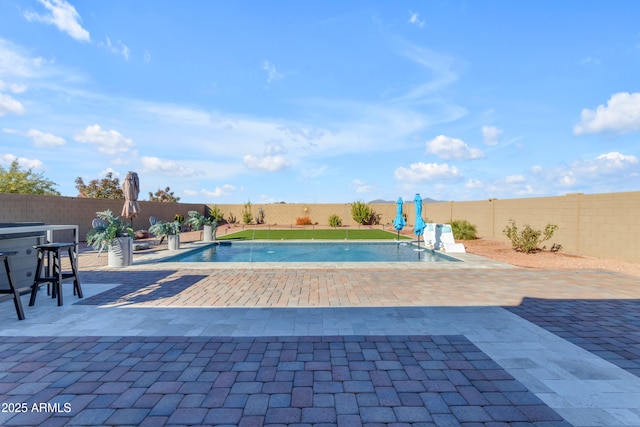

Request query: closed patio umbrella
[
  {"left": 122, "top": 171, "right": 141, "bottom": 227},
  {"left": 414, "top": 193, "right": 426, "bottom": 250},
  {"left": 392, "top": 197, "right": 405, "bottom": 241}
]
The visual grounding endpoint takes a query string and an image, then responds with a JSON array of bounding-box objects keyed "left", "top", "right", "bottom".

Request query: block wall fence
[{"left": 0, "top": 191, "right": 638, "bottom": 263}]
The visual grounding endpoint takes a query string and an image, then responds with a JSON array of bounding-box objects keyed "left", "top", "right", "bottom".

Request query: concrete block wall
[
  {"left": 0, "top": 192, "right": 638, "bottom": 263},
  {"left": 212, "top": 203, "right": 400, "bottom": 229},
  {"left": 0, "top": 193, "right": 207, "bottom": 241}
]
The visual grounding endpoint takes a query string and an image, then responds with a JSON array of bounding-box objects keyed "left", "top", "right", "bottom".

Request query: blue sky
[{"left": 1, "top": 0, "right": 639, "bottom": 204}]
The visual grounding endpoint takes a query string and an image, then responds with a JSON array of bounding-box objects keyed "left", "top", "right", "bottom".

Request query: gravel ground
[{"left": 463, "top": 238, "right": 640, "bottom": 277}]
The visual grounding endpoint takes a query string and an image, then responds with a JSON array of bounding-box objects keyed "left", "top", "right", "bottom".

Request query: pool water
[{"left": 164, "top": 241, "right": 460, "bottom": 263}]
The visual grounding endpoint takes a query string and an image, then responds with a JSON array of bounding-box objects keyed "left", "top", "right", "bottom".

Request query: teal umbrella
[
  {"left": 392, "top": 197, "right": 405, "bottom": 241},
  {"left": 414, "top": 193, "right": 426, "bottom": 249}
]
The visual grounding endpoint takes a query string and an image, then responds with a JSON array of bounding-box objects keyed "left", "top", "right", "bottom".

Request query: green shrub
[
  {"left": 242, "top": 201, "right": 253, "bottom": 224},
  {"left": 450, "top": 220, "right": 477, "bottom": 240},
  {"left": 503, "top": 219, "right": 558, "bottom": 253},
  {"left": 328, "top": 214, "right": 342, "bottom": 227},
  {"left": 227, "top": 212, "right": 237, "bottom": 224},
  {"left": 350, "top": 200, "right": 379, "bottom": 225}
]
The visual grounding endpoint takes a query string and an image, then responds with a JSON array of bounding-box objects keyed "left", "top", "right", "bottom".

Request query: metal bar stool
[
  {"left": 29, "top": 243, "right": 83, "bottom": 307},
  {"left": 0, "top": 251, "right": 25, "bottom": 320}
]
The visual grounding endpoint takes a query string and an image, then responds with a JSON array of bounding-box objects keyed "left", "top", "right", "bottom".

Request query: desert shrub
[
  {"left": 503, "top": 219, "right": 558, "bottom": 253},
  {"left": 350, "top": 200, "right": 380, "bottom": 225},
  {"left": 227, "top": 212, "right": 237, "bottom": 224},
  {"left": 256, "top": 207, "right": 266, "bottom": 225},
  {"left": 328, "top": 214, "right": 342, "bottom": 227},
  {"left": 208, "top": 205, "right": 225, "bottom": 223},
  {"left": 296, "top": 216, "right": 313, "bottom": 225},
  {"left": 242, "top": 201, "right": 253, "bottom": 224},
  {"left": 451, "top": 219, "right": 477, "bottom": 240}
]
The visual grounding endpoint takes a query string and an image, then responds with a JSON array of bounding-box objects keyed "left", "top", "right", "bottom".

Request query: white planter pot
[
  {"left": 108, "top": 237, "right": 132, "bottom": 267},
  {"left": 203, "top": 225, "right": 217, "bottom": 242},
  {"left": 168, "top": 234, "right": 180, "bottom": 250}
]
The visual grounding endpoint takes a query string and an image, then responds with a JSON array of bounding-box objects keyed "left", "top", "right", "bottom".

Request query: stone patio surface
[{"left": 0, "top": 243, "right": 638, "bottom": 426}]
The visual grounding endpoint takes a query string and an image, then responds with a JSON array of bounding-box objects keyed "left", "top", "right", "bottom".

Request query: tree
[
  {"left": 75, "top": 172, "right": 124, "bottom": 199},
  {"left": 0, "top": 159, "right": 60, "bottom": 195},
  {"left": 148, "top": 187, "right": 180, "bottom": 203}
]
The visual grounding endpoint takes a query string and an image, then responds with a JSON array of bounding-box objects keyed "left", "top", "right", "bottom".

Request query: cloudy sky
[{"left": 1, "top": 1, "right": 639, "bottom": 204}]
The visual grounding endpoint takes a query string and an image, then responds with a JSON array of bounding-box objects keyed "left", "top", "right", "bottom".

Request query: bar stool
[
  {"left": 0, "top": 251, "right": 25, "bottom": 320},
  {"left": 29, "top": 243, "right": 83, "bottom": 307}
]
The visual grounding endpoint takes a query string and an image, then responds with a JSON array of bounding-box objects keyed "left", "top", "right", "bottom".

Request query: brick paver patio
[
  {"left": 0, "top": 242, "right": 639, "bottom": 426},
  {"left": 506, "top": 298, "right": 640, "bottom": 378},
  {"left": 0, "top": 335, "right": 569, "bottom": 427}
]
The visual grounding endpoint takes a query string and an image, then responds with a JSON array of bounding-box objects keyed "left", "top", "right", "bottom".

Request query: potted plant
[
  {"left": 87, "top": 210, "right": 134, "bottom": 267},
  {"left": 149, "top": 219, "right": 182, "bottom": 250},
  {"left": 186, "top": 210, "right": 218, "bottom": 242}
]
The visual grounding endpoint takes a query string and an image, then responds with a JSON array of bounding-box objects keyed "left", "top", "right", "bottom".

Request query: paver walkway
[{"left": 1, "top": 259, "right": 639, "bottom": 426}]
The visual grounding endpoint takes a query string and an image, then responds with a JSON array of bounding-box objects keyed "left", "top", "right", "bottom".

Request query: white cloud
[
  {"left": 264, "top": 141, "right": 287, "bottom": 155},
  {"left": 141, "top": 156, "right": 196, "bottom": 177},
  {"left": 301, "top": 166, "right": 328, "bottom": 179},
  {"left": 0, "top": 154, "right": 44, "bottom": 170},
  {"left": 408, "top": 12, "right": 425, "bottom": 28},
  {"left": 3, "top": 128, "right": 66, "bottom": 147},
  {"left": 515, "top": 152, "right": 639, "bottom": 193},
  {"left": 550, "top": 152, "right": 638, "bottom": 188},
  {"left": 263, "top": 60, "right": 283, "bottom": 84},
  {"left": 395, "top": 44, "right": 460, "bottom": 103},
  {"left": 0, "top": 93, "right": 26, "bottom": 116},
  {"left": 504, "top": 174, "right": 525, "bottom": 184},
  {"left": 278, "top": 126, "right": 325, "bottom": 143},
  {"left": 74, "top": 124, "right": 135, "bottom": 156},
  {"left": 202, "top": 184, "right": 236, "bottom": 197},
  {"left": 0, "top": 39, "right": 51, "bottom": 80},
  {"left": 394, "top": 162, "right": 462, "bottom": 182},
  {"left": 99, "top": 37, "right": 130, "bottom": 60},
  {"left": 482, "top": 125, "right": 502, "bottom": 146},
  {"left": 465, "top": 179, "right": 483, "bottom": 189},
  {"left": 426, "top": 135, "right": 483, "bottom": 160},
  {"left": 595, "top": 151, "right": 638, "bottom": 166},
  {"left": 485, "top": 175, "right": 536, "bottom": 197},
  {"left": 0, "top": 80, "right": 27, "bottom": 93},
  {"left": 243, "top": 154, "right": 290, "bottom": 172},
  {"left": 143, "top": 49, "right": 151, "bottom": 64},
  {"left": 24, "top": 0, "right": 90, "bottom": 42},
  {"left": 350, "top": 179, "right": 374, "bottom": 194},
  {"left": 574, "top": 92, "right": 640, "bottom": 135},
  {"left": 26, "top": 129, "right": 66, "bottom": 147},
  {"left": 98, "top": 167, "right": 119, "bottom": 178}
]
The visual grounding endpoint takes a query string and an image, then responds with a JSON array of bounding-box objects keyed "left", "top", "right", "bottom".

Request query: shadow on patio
[
  {"left": 505, "top": 297, "right": 640, "bottom": 378},
  {"left": 76, "top": 269, "right": 207, "bottom": 307}
]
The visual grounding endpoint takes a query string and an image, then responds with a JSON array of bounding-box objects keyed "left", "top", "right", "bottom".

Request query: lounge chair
[
  {"left": 424, "top": 223, "right": 437, "bottom": 249},
  {"left": 438, "top": 224, "right": 466, "bottom": 253}
]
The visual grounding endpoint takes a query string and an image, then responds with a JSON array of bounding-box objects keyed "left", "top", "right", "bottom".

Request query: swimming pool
[{"left": 163, "top": 241, "right": 460, "bottom": 263}]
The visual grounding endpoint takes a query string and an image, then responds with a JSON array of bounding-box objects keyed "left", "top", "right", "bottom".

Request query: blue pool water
[{"left": 163, "top": 241, "right": 460, "bottom": 263}]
